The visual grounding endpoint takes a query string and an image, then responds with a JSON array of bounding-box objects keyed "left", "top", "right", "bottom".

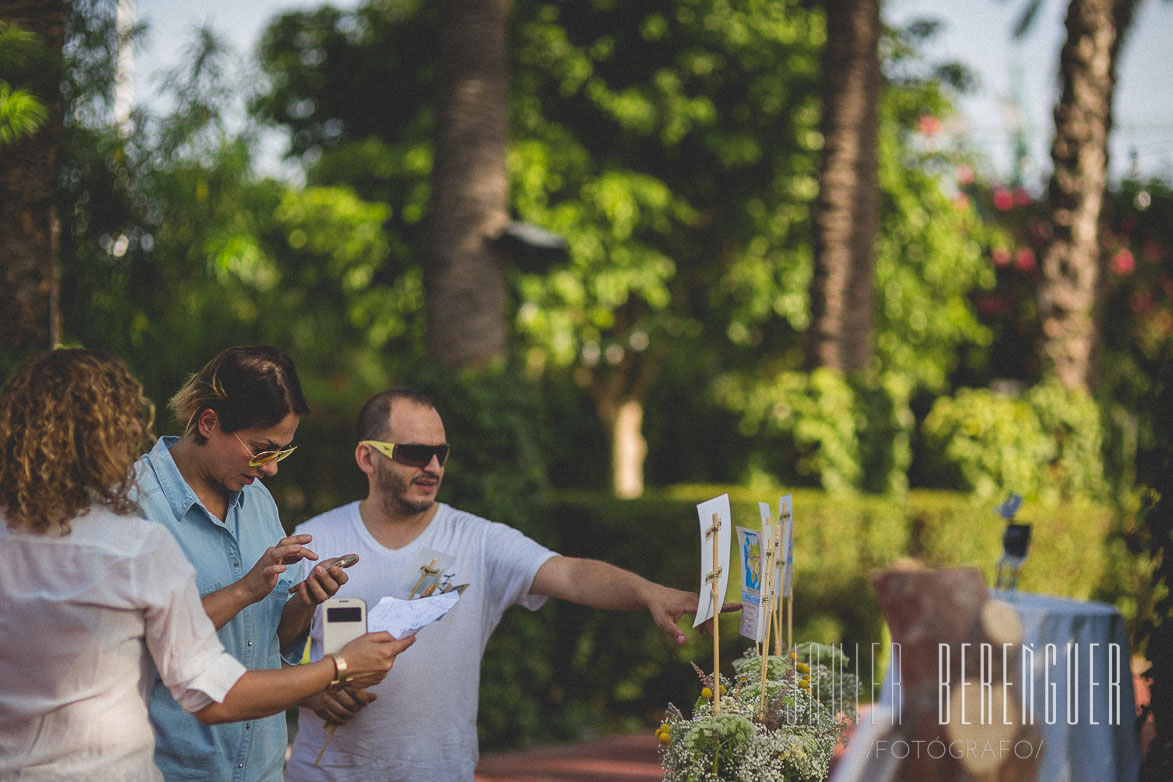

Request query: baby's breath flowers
[{"left": 658, "top": 644, "right": 859, "bottom": 781}]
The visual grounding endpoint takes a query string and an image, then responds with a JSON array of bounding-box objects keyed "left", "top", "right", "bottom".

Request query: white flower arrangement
[{"left": 657, "top": 643, "right": 860, "bottom": 781}]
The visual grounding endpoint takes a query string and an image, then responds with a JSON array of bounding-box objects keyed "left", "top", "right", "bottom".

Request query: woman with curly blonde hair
[
  {"left": 0, "top": 349, "right": 412, "bottom": 781},
  {"left": 0, "top": 348, "right": 151, "bottom": 534}
]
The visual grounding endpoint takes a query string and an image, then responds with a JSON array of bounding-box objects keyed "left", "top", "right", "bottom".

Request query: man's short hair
[
  {"left": 169, "top": 346, "right": 310, "bottom": 443},
  {"left": 356, "top": 387, "right": 436, "bottom": 442}
]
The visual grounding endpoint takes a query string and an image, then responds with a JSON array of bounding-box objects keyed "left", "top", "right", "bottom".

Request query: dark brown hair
[
  {"left": 168, "top": 346, "right": 310, "bottom": 443},
  {"left": 356, "top": 387, "right": 436, "bottom": 441}
]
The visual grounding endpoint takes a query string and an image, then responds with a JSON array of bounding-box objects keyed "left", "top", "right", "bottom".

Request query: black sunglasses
[{"left": 361, "top": 440, "right": 450, "bottom": 468}]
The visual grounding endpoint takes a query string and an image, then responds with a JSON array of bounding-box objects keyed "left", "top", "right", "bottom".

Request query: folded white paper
[{"left": 367, "top": 590, "right": 460, "bottom": 638}]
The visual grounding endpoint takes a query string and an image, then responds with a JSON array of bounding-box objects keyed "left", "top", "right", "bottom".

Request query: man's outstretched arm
[{"left": 530, "top": 556, "right": 738, "bottom": 645}]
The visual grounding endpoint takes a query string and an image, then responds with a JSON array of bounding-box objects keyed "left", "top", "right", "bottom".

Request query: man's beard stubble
[{"left": 376, "top": 459, "right": 436, "bottom": 516}]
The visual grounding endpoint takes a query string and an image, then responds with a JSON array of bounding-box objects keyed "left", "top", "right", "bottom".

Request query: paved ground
[
  {"left": 475, "top": 733, "right": 664, "bottom": 782},
  {"left": 474, "top": 730, "right": 851, "bottom": 781}
]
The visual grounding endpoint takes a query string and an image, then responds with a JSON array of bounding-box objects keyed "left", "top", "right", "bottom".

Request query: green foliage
[
  {"left": 873, "top": 28, "right": 996, "bottom": 392},
  {"left": 0, "top": 82, "right": 47, "bottom": 146},
  {"left": 1135, "top": 342, "right": 1173, "bottom": 781},
  {"left": 956, "top": 175, "right": 1172, "bottom": 502},
  {"left": 0, "top": 22, "right": 50, "bottom": 147},
  {"left": 474, "top": 487, "right": 1126, "bottom": 750},
  {"left": 711, "top": 369, "right": 913, "bottom": 494},
  {"left": 405, "top": 363, "right": 551, "bottom": 530},
  {"left": 921, "top": 380, "right": 1106, "bottom": 502}
]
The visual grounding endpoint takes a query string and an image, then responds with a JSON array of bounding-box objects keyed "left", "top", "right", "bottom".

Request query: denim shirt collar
[{"left": 146, "top": 436, "right": 246, "bottom": 524}]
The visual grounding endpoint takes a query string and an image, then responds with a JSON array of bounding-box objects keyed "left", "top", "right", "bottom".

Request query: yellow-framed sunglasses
[
  {"left": 234, "top": 432, "right": 297, "bottom": 467},
  {"left": 360, "top": 440, "right": 450, "bottom": 468}
]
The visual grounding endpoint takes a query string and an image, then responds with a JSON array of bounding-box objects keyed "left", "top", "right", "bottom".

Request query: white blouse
[{"left": 0, "top": 506, "right": 247, "bottom": 781}]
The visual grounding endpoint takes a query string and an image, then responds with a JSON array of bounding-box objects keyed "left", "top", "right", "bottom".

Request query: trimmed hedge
[{"left": 477, "top": 486, "right": 1129, "bottom": 750}]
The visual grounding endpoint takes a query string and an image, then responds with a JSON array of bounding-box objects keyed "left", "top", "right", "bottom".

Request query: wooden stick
[
  {"left": 786, "top": 595, "right": 793, "bottom": 658},
  {"left": 709, "top": 512, "right": 721, "bottom": 715},
  {"left": 775, "top": 511, "right": 787, "bottom": 657},
  {"left": 755, "top": 545, "right": 767, "bottom": 662},
  {"left": 770, "top": 517, "right": 785, "bottom": 657},
  {"left": 313, "top": 723, "right": 336, "bottom": 766},
  {"left": 757, "top": 535, "right": 776, "bottom": 718}
]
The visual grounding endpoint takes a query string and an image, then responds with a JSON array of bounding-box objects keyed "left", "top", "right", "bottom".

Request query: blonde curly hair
[{"left": 0, "top": 349, "right": 154, "bottom": 535}]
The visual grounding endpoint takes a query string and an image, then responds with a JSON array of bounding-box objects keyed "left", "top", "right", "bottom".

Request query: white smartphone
[{"left": 321, "top": 597, "right": 367, "bottom": 654}]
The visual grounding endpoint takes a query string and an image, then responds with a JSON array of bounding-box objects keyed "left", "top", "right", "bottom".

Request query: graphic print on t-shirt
[{"left": 399, "top": 546, "right": 464, "bottom": 598}]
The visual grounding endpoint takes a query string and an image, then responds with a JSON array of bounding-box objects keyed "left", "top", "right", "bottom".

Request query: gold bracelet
[{"left": 328, "top": 654, "right": 349, "bottom": 691}]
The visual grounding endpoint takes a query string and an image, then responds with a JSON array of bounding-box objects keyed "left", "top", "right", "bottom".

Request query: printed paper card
[
  {"left": 780, "top": 494, "right": 795, "bottom": 597},
  {"left": 368, "top": 590, "right": 460, "bottom": 638},
  {"left": 736, "top": 526, "right": 765, "bottom": 642},
  {"left": 693, "top": 493, "right": 732, "bottom": 627}
]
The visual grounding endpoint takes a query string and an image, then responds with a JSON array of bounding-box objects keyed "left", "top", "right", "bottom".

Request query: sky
[{"left": 129, "top": 0, "right": 1173, "bottom": 185}]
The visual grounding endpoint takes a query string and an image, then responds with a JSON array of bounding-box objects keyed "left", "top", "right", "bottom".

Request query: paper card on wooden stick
[
  {"left": 693, "top": 494, "right": 732, "bottom": 627},
  {"left": 736, "top": 526, "right": 766, "bottom": 642},
  {"left": 779, "top": 494, "right": 795, "bottom": 597},
  {"left": 759, "top": 502, "right": 781, "bottom": 605}
]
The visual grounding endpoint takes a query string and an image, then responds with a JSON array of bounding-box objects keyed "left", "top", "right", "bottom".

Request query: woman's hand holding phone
[{"left": 288, "top": 553, "right": 360, "bottom": 601}]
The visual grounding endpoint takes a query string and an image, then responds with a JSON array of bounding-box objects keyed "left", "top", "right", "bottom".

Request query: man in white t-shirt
[{"left": 284, "top": 387, "right": 718, "bottom": 781}]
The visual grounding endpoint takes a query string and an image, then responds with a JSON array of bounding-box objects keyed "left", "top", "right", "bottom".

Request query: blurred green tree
[
  {"left": 256, "top": 0, "right": 828, "bottom": 496},
  {"left": 59, "top": 28, "right": 417, "bottom": 467},
  {"left": 0, "top": 23, "right": 47, "bottom": 147},
  {"left": 0, "top": 4, "right": 64, "bottom": 368}
]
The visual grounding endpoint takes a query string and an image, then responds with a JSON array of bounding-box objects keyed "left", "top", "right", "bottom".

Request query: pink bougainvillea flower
[
  {"left": 1130, "top": 292, "right": 1154, "bottom": 314},
  {"left": 992, "top": 247, "right": 1012, "bottom": 267},
  {"left": 978, "top": 294, "right": 1010, "bottom": 316},
  {"left": 956, "top": 163, "right": 975, "bottom": 185},
  {"left": 1015, "top": 247, "right": 1037, "bottom": 271},
  {"left": 918, "top": 114, "right": 941, "bottom": 136},
  {"left": 993, "top": 187, "right": 1013, "bottom": 211},
  {"left": 1012, "top": 187, "right": 1032, "bottom": 207},
  {"left": 1112, "top": 248, "right": 1136, "bottom": 275}
]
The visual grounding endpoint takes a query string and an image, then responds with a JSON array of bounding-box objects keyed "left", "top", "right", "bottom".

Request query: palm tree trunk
[
  {"left": 1038, "top": 0, "right": 1131, "bottom": 390},
  {"left": 425, "top": 0, "right": 510, "bottom": 370},
  {"left": 809, "top": 0, "right": 880, "bottom": 373},
  {"left": 0, "top": 0, "right": 65, "bottom": 364}
]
